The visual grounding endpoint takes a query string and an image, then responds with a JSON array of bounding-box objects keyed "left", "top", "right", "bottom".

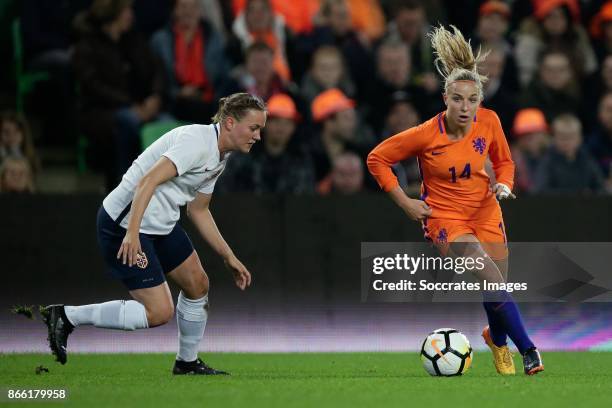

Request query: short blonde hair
[{"left": 428, "top": 25, "right": 489, "bottom": 99}]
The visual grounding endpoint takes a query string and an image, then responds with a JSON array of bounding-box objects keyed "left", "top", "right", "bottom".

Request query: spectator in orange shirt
[
  {"left": 151, "top": 0, "right": 230, "bottom": 123},
  {"left": 345, "top": 0, "right": 386, "bottom": 43}
]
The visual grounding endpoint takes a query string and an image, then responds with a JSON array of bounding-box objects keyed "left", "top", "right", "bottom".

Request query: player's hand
[
  {"left": 493, "top": 183, "right": 516, "bottom": 200},
  {"left": 224, "top": 255, "right": 252, "bottom": 291},
  {"left": 117, "top": 232, "right": 142, "bottom": 267},
  {"left": 403, "top": 198, "right": 432, "bottom": 221}
]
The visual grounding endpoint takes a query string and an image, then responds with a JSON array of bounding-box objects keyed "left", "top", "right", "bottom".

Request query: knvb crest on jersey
[
  {"left": 472, "top": 137, "right": 486, "bottom": 155},
  {"left": 437, "top": 228, "right": 448, "bottom": 244}
]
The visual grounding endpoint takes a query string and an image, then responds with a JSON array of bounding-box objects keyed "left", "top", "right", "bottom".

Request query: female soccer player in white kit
[{"left": 42, "top": 93, "right": 266, "bottom": 375}]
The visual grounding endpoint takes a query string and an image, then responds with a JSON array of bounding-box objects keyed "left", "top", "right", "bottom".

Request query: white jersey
[{"left": 103, "top": 123, "right": 229, "bottom": 235}]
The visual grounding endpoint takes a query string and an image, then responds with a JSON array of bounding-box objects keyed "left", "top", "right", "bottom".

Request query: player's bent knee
[
  {"left": 146, "top": 303, "right": 175, "bottom": 327},
  {"left": 198, "top": 273, "right": 209, "bottom": 297},
  {"left": 183, "top": 270, "right": 209, "bottom": 299}
]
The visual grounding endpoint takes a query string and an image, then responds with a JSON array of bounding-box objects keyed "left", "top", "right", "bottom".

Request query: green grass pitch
[{"left": 1, "top": 352, "right": 611, "bottom": 407}]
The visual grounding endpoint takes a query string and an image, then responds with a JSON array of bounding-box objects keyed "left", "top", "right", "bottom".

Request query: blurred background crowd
[{"left": 1, "top": 0, "right": 612, "bottom": 196}]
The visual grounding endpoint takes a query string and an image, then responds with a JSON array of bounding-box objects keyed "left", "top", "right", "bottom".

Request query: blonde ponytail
[{"left": 427, "top": 25, "right": 489, "bottom": 98}]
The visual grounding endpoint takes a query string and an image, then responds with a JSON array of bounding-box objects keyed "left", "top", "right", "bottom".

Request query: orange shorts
[{"left": 423, "top": 214, "right": 508, "bottom": 260}]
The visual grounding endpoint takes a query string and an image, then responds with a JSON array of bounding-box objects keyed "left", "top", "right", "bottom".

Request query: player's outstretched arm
[
  {"left": 118, "top": 157, "right": 178, "bottom": 266},
  {"left": 187, "top": 192, "right": 252, "bottom": 290}
]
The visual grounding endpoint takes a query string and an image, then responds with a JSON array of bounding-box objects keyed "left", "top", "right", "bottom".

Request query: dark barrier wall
[{"left": 1, "top": 194, "right": 611, "bottom": 306}]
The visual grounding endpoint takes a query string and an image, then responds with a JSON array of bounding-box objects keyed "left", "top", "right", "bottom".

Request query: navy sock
[
  {"left": 483, "top": 301, "right": 507, "bottom": 347},
  {"left": 483, "top": 291, "right": 535, "bottom": 354}
]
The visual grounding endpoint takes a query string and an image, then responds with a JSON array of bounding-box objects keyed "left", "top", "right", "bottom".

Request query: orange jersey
[{"left": 367, "top": 107, "right": 515, "bottom": 221}]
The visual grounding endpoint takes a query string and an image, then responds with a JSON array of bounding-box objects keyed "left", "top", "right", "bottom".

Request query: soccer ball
[{"left": 420, "top": 328, "right": 473, "bottom": 376}]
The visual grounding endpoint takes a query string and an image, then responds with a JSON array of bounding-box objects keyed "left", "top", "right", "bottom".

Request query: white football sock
[
  {"left": 64, "top": 300, "right": 149, "bottom": 330},
  {"left": 176, "top": 291, "right": 208, "bottom": 362}
]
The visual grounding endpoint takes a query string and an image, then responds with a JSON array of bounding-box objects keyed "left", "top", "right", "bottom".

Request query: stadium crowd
[{"left": 1, "top": 0, "right": 612, "bottom": 195}]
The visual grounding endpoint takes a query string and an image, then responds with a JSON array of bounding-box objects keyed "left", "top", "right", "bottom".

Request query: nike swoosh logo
[
  {"left": 431, "top": 339, "right": 450, "bottom": 363},
  {"left": 431, "top": 151, "right": 445, "bottom": 156}
]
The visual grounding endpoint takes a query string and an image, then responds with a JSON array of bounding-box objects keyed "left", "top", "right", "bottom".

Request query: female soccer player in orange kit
[{"left": 367, "top": 26, "right": 543, "bottom": 376}]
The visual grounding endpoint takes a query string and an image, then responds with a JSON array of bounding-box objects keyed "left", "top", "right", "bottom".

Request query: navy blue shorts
[{"left": 96, "top": 206, "right": 194, "bottom": 290}]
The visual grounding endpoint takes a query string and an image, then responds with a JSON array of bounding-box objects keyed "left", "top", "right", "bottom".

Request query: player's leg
[
  {"left": 447, "top": 234, "right": 505, "bottom": 283},
  {"left": 475, "top": 219, "right": 543, "bottom": 375},
  {"left": 493, "top": 257, "right": 508, "bottom": 281},
  {"left": 483, "top": 256, "right": 513, "bottom": 354},
  {"left": 426, "top": 221, "right": 515, "bottom": 374},
  {"left": 167, "top": 250, "right": 209, "bottom": 363},
  {"left": 42, "top": 207, "right": 168, "bottom": 364},
  {"left": 437, "top": 233, "right": 515, "bottom": 375},
  {"left": 154, "top": 224, "right": 227, "bottom": 375},
  {"left": 475, "top": 234, "right": 510, "bottom": 350},
  {"left": 482, "top": 257, "right": 509, "bottom": 348},
  {"left": 128, "top": 283, "right": 174, "bottom": 327},
  {"left": 63, "top": 221, "right": 172, "bottom": 328},
  {"left": 166, "top": 252, "right": 228, "bottom": 375},
  {"left": 42, "top": 280, "right": 169, "bottom": 365},
  {"left": 62, "top": 273, "right": 174, "bottom": 329},
  {"left": 478, "top": 259, "right": 516, "bottom": 375},
  {"left": 480, "top": 270, "right": 542, "bottom": 375},
  {"left": 471, "top": 218, "right": 510, "bottom": 351}
]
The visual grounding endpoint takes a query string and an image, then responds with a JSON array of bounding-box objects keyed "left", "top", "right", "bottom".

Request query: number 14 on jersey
[{"left": 449, "top": 163, "right": 471, "bottom": 183}]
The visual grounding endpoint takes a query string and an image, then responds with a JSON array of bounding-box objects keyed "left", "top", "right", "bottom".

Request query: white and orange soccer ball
[{"left": 420, "top": 328, "right": 473, "bottom": 376}]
